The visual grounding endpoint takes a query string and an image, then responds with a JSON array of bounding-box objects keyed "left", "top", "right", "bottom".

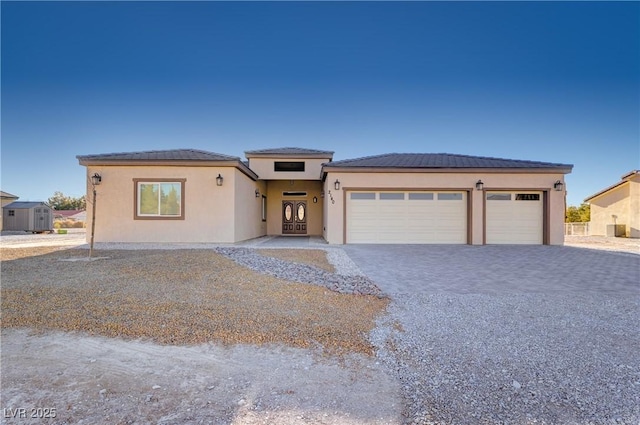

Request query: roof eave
[
  {"left": 77, "top": 159, "right": 260, "bottom": 180},
  {"left": 322, "top": 166, "right": 573, "bottom": 174},
  {"left": 245, "top": 152, "right": 334, "bottom": 159},
  {"left": 584, "top": 180, "right": 629, "bottom": 203}
]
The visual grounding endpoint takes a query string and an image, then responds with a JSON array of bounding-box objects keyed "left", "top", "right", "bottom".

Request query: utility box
[
  {"left": 605, "top": 224, "right": 626, "bottom": 237},
  {"left": 2, "top": 202, "right": 54, "bottom": 233}
]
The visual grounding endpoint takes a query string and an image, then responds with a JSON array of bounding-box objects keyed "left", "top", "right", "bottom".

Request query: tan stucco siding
[
  {"left": 233, "top": 169, "right": 267, "bottom": 242},
  {"left": 265, "top": 180, "right": 323, "bottom": 236},
  {"left": 247, "top": 157, "right": 327, "bottom": 180},
  {"left": 630, "top": 180, "right": 640, "bottom": 238},
  {"left": 589, "top": 184, "right": 632, "bottom": 237},
  {"left": 324, "top": 171, "right": 567, "bottom": 245},
  {"left": 85, "top": 165, "right": 242, "bottom": 243}
]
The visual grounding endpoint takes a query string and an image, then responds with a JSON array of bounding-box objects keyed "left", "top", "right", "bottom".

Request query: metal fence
[{"left": 565, "top": 222, "right": 590, "bottom": 236}]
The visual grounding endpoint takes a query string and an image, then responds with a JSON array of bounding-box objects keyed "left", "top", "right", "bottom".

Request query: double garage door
[
  {"left": 346, "top": 190, "right": 543, "bottom": 244},
  {"left": 346, "top": 191, "right": 467, "bottom": 244}
]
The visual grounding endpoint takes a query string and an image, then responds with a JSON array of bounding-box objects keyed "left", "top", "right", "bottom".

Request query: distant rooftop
[
  {"left": 77, "top": 149, "right": 241, "bottom": 163},
  {"left": 3, "top": 201, "right": 49, "bottom": 209},
  {"left": 584, "top": 169, "right": 640, "bottom": 202},
  {"left": 245, "top": 147, "right": 334, "bottom": 157},
  {"left": 323, "top": 153, "right": 573, "bottom": 170},
  {"left": 1, "top": 191, "right": 19, "bottom": 199}
]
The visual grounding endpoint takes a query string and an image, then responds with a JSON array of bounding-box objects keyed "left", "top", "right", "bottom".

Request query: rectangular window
[
  {"left": 8, "top": 210, "right": 15, "bottom": 216},
  {"left": 380, "top": 193, "right": 404, "bottom": 200},
  {"left": 134, "top": 179, "right": 185, "bottom": 220},
  {"left": 274, "top": 161, "right": 305, "bottom": 172},
  {"left": 350, "top": 192, "right": 376, "bottom": 200},
  {"left": 261, "top": 195, "right": 267, "bottom": 221},
  {"left": 437, "top": 193, "right": 463, "bottom": 200},
  {"left": 408, "top": 193, "right": 434, "bottom": 200},
  {"left": 283, "top": 191, "right": 307, "bottom": 197},
  {"left": 487, "top": 193, "right": 512, "bottom": 201},
  {"left": 516, "top": 193, "right": 540, "bottom": 201}
]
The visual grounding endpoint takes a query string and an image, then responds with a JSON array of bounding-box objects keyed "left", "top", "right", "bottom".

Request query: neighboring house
[
  {"left": 77, "top": 148, "right": 573, "bottom": 245},
  {"left": 2, "top": 201, "right": 54, "bottom": 233},
  {"left": 584, "top": 170, "right": 640, "bottom": 238},
  {"left": 53, "top": 209, "right": 86, "bottom": 220},
  {"left": 1, "top": 191, "right": 19, "bottom": 231}
]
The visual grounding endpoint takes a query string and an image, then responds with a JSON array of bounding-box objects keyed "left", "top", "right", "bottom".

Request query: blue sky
[{"left": 2, "top": 1, "right": 638, "bottom": 207}]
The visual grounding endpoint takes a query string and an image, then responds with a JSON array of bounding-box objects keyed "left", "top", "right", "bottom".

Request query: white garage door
[
  {"left": 346, "top": 191, "right": 467, "bottom": 244},
  {"left": 485, "top": 192, "right": 543, "bottom": 244}
]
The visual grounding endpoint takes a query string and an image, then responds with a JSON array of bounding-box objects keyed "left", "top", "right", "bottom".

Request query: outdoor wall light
[
  {"left": 320, "top": 190, "right": 325, "bottom": 198},
  {"left": 91, "top": 173, "right": 102, "bottom": 186},
  {"left": 216, "top": 174, "right": 224, "bottom": 186},
  {"left": 313, "top": 196, "right": 318, "bottom": 203},
  {"left": 334, "top": 179, "right": 341, "bottom": 190},
  {"left": 553, "top": 180, "right": 564, "bottom": 191},
  {"left": 255, "top": 189, "right": 260, "bottom": 198},
  {"left": 475, "top": 180, "right": 484, "bottom": 191}
]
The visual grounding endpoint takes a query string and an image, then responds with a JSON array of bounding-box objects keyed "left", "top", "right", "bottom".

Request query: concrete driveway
[
  {"left": 344, "top": 244, "right": 639, "bottom": 295},
  {"left": 344, "top": 244, "right": 640, "bottom": 424}
]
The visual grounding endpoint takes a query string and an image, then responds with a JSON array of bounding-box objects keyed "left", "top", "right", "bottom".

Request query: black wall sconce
[
  {"left": 475, "top": 180, "right": 484, "bottom": 190},
  {"left": 255, "top": 189, "right": 260, "bottom": 198},
  {"left": 334, "top": 179, "right": 341, "bottom": 190},
  {"left": 91, "top": 173, "right": 102, "bottom": 186},
  {"left": 313, "top": 196, "right": 318, "bottom": 203},
  {"left": 216, "top": 174, "right": 224, "bottom": 186},
  {"left": 553, "top": 180, "right": 564, "bottom": 191}
]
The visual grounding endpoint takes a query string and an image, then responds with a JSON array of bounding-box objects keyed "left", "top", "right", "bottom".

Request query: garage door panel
[
  {"left": 346, "top": 191, "right": 467, "bottom": 244},
  {"left": 486, "top": 192, "right": 543, "bottom": 244}
]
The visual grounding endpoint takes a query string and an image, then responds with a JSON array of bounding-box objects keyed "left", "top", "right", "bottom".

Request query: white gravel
[
  {"left": 214, "top": 247, "right": 382, "bottom": 296},
  {"left": 371, "top": 293, "right": 640, "bottom": 424}
]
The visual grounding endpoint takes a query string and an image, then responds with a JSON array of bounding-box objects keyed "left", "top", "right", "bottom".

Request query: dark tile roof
[
  {"left": 324, "top": 153, "right": 573, "bottom": 170},
  {"left": 244, "top": 147, "right": 334, "bottom": 156},
  {"left": 3, "top": 201, "right": 49, "bottom": 209},
  {"left": 77, "top": 149, "right": 240, "bottom": 162}
]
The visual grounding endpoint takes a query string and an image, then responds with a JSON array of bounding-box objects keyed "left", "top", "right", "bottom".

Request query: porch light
[
  {"left": 91, "top": 173, "right": 102, "bottom": 186},
  {"left": 553, "top": 180, "right": 564, "bottom": 191},
  {"left": 320, "top": 190, "right": 325, "bottom": 198},
  {"left": 255, "top": 189, "right": 260, "bottom": 197},
  {"left": 475, "top": 180, "right": 484, "bottom": 191},
  {"left": 313, "top": 196, "right": 318, "bottom": 203},
  {"left": 216, "top": 174, "right": 224, "bottom": 186},
  {"left": 334, "top": 179, "right": 341, "bottom": 190}
]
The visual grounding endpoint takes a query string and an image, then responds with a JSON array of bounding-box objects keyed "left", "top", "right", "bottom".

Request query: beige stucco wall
[
  {"left": 84, "top": 165, "right": 264, "bottom": 243},
  {"left": 589, "top": 179, "right": 639, "bottom": 238},
  {"left": 264, "top": 180, "right": 323, "bottom": 236},
  {"left": 247, "top": 157, "right": 327, "bottom": 180},
  {"left": 234, "top": 168, "right": 267, "bottom": 242},
  {"left": 0, "top": 198, "right": 17, "bottom": 231},
  {"left": 323, "top": 171, "right": 567, "bottom": 245}
]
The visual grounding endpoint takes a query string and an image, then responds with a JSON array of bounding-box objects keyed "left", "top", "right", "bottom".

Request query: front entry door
[{"left": 282, "top": 201, "right": 307, "bottom": 234}]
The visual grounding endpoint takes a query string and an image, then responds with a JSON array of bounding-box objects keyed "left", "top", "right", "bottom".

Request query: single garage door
[
  {"left": 485, "top": 192, "right": 543, "bottom": 244},
  {"left": 346, "top": 191, "right": 467, "bottom": 244}
]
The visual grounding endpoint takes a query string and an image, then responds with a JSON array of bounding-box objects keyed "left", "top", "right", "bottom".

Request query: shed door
[
  {"left": 33, "top": 208, "right": 50, "bottom": 231},
  {"left": 346, "top": 191, "right": 467, "bottom": 244},
  {"left": 485, "top": 192, "right": 543, "bottom": 244}
]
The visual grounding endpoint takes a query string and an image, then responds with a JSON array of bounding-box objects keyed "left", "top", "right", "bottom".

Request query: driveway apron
[{"left": 344, "top": 244, "right": 640, "bottom": 424}]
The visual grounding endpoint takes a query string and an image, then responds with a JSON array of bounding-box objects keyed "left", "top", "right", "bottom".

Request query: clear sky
[{"left": 1, "top": 1, "right": 638, "bottom": 207}]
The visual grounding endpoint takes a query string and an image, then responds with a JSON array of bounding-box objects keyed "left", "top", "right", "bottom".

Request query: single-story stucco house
[
  {"left": 77, "top": 147, "right": 573, "bottom": 245},
  {"left": 584, "top": 170, "right": 639, "bottom": 238}
]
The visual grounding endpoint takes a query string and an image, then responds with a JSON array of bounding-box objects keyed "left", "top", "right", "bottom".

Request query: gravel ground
[
  {"left": 215, "top": 247, "right": 382, "bottom": 296},
  {"left": 1, "top": 248, "right": 386, "bottom": 355}
]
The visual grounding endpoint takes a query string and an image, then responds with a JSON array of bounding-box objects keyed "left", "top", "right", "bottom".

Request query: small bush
[
  {"left": 73, "top": 221, "right": 85, "bottom": 228},
  {"left": 53, "top": 221, "right": 61, "bottom": 229}
]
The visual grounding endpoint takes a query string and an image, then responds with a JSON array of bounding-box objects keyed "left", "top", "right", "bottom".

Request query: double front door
[{"left": 282, "top": 201, "right": 307, "bottom": 234}]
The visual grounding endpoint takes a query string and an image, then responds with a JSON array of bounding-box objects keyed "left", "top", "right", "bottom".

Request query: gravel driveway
[{"left": 346, "top": 245, "right": 640, "bottom": 424}]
